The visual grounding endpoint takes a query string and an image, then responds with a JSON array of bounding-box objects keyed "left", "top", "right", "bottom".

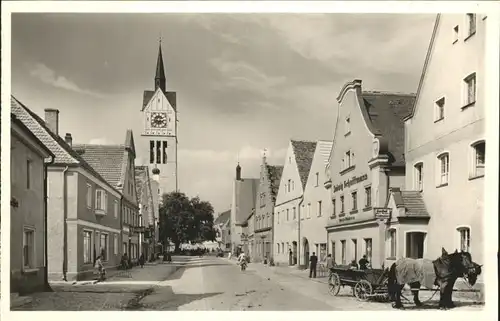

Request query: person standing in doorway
[
  {"left": 139, "top": 253, "right": 145, "bottom": 268},
  {"left": 309, "top": 252, "right": 318, "bottom": 278}
]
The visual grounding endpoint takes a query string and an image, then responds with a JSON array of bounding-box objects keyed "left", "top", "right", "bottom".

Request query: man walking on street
[{"left": 309, "top": 252, "right": 318, "bottom": 278}]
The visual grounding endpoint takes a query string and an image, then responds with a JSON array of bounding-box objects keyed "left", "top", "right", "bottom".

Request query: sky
[{"left": 11, "top": 13, "right": 436, "bottom": 215}]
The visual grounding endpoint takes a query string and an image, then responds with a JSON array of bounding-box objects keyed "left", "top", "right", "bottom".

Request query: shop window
[
  {"left": 364, "top": 238, "right": 373, "bottom": 263},
  {"left": 83, "top": 230, "right": 92, "bottom": 263},
  {"left": 341, "top": 240, "right": 346, "bottom": 265}
]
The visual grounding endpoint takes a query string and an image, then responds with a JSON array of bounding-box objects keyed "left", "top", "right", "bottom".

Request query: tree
[{"left": 159, "top": 191, "right": 217, "bottom": 253}]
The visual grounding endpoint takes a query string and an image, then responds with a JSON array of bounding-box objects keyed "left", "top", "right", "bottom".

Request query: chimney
[
  {"left": 236, "top": 163, "right": 241, "bottom": 181},
  {"left": 44, "top": 109, "right": 60, "bottom": 136},
  {"left": 64, "top": 133, "right": 72, "bottom": 147}
]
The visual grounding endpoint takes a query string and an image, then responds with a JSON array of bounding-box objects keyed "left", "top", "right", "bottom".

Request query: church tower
[{"left": 139, "top": 40, "right": 178, "bottom": 197}]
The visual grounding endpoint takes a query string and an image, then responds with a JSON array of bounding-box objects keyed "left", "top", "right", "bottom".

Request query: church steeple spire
[{"left": 155, "top": 39, "right": 166, "bottom": 92}]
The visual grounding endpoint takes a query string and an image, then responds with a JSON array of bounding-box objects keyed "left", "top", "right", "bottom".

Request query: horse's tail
[{"left": 387, "top": 263, "right": 397, "bottom": 301}]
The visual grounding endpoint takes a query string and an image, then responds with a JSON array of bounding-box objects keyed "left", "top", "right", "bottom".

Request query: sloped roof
[
  {"left": 291, "top": 140, "right": 317, "bottom": 189},
  {"left": 142, "top": 90, "right": 155, "bottom": 110},
  {"left": 135, "top": 165, "right": 148, "bottom": 201},
  {"left": 215, "top": 209, "right": 231, "bottom": 225},
  {"left": 10, "top": 96, "right": 117, "bottom": 192},
  {"left": 316, "top": 140, "right": 333, "bottom": 165},
  {"left": 73, "top": 144, "right": 127, "bottom": 189},
  {"left": 361, "top": 92, "right": 415, "bottom": 167},
  {"left": 267, "top": 165, "right": 284, "bottom": 202},
  {"left": 391, "top": 188, "right": 429, "bottom": 217}
]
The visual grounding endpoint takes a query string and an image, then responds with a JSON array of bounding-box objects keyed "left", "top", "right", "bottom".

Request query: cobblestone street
[{"left": 11, "top": 256, "right": 484, "bottom": 311}]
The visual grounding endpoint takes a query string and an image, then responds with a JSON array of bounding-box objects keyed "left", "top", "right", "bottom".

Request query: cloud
[
  {"left": 209, "top": 57, "right": 287, "bottom": 97},
  {"left": 29, "top": 63, "right": 107, "bottom": 98},
  {"left": 88, "top": 137, "right": 115, "bottom": 145}
]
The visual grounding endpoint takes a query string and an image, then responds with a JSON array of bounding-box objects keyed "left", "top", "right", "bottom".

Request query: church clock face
[{"left": 151, "top": 112, "right": 168, "bottom": 128}]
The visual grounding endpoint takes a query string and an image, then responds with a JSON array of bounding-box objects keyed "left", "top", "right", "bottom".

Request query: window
[
  {"left": 364, "top": 238, "right": 373, "bottom": 263},
  {"left": 472, "top": 142, "right": 485, "bottom": 177},
  {"left": 26, "top": 159, "right": 32, "bottom": 189},
  {"left": 438, "top": 154, "right": 450, "bottom": 185},
  {"left": 344, "top": 151, "right": 352, "bottom": 169},
  {"left": 389, "top": 229, "right": 397, "bottom": 258},
  {"left": 464, "top": 73, "right": 476, "bottom": 106},
  {"left": 332, "top": 199, "right": 336, "bottom": 217},
  {"left": 156, "top": 141, "right": 161, "bottom": 164},
  {"left": 95, "top": 190, "right": 107, "bottom": 213},
  {"left": 293, "top": 207, "right": 296, "bottom": 220},
  {"left": 307, "top": 203, "right": 311, "bottom": 219},
  {"left": 467, "top": 13, "right": 476, "bottom": 37},
  {"left": 352, "top": 239, "right": 358, "bottom": 262},
  {"left": 162, "top": 141, "right": 168, "bottom": 164},
  {"left": 114, "top": 200, "right": 118, "bottom": 218},
  {"left": 435, "top": 97, "right": 445, "bottom": 121},
  {"left": 317, "top": 201, "right": 322, "bottom": 217},
  {"left": 83, "top": 230, "right": 92, "bottom": 263},
  {"left": 277, "top": 243, "right": 280, "bottom": 254},
  {"left": 340, "top": 196, "right": 345, "bottom": 213},
  {"left": 149, "top": 140, "right": 155, "bottom": 164},
  {"left": 23, "top": 228, "right": 35, "bottom": 269},
  {"left": 415, "top": 163, "right": 424, "bottom": 191},
  {"left": 100, "top": 233, "right": 109, "bottom": 261},
  {"left": 341, "top": 240, "right": 346, "bottom": 265},
  {"left": 315, "top": 172, "right": 319, "bottom": 187},
  {"left": 453, "top": 25, "right": 459, "bottom": 43},
  {"left": 458, "top": 227, "right": 471, "bottom": 252},
  {"left": 277, "top": 211, "right": 280, "bottom": 224},
  {"left": 86, "top": 184, "right": 92, "bottom": 208},
  {"left": 286, "top": 209, "right": 289, "bottom": 221},
  {"left": 288, "top": 179, "right": 291, "bottom": 192},
  {"left": 351, "top": 191, "right": 358, "bottom": 211},
  {"left": 331, "top": 241, "right": 336, "bottom": 261},
  {"left": 345, "top": 116, "right": 351, "bottom": 135},
  {"left": 364, "top": 186, "right": 372, "bottom": 208},
  {"left": 114, "top": 233, "right": 119, "bottom": 255}
]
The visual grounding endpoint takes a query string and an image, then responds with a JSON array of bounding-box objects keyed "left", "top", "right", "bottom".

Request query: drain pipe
[
  {"left": 297, "top": 196, "right": 303, "bottom": 268},
  {"left": 62, "top": 166, "right": 69, "bottom": 281},
  {"left": 43, "top": 156, "right": 55, "bottom": 291}
]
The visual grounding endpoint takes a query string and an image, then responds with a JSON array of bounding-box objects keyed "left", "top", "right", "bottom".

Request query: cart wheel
[
  {"left": 328, "top": 273, "right": 341, "bottom": 296},
  {"left": 354, "top": 280, "right": 373, "bottom": 302}
]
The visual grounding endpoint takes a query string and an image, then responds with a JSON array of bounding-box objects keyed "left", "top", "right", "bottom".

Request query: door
[{"left": 406, "top": 232, "right": 426, "bottom": 259}]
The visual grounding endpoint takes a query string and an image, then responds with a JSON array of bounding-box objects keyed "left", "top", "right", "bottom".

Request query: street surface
[{"left": 12, "top": 256, "right": 484, "bottom": 311}]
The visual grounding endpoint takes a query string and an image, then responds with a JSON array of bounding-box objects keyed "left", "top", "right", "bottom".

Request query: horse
[{"left": 387, "top": 248, "right": 481, "bottom": 310}]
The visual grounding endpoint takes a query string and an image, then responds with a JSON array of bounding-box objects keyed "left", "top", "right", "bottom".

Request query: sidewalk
[
  {"left": 10, "top": 259, "right": 183, "bottom": 310},
  {"left": 224, "top": 258, "right": 484, "bottom": 304}
]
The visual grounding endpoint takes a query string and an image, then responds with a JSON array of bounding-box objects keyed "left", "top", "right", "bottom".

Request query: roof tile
[{"left": 291, "top": 140, "right": 317, "bottom": 189}]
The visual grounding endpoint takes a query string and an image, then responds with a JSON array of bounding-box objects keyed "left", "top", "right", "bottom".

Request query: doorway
[
  {"left": 292, "top": 241, "right": 298, "bottom": 265},
  {"left": 406, "top": 232, "right": 426, "bottom": 259},
  {"left": 303, "top": 238, "right": 310, "bottom": 267}
]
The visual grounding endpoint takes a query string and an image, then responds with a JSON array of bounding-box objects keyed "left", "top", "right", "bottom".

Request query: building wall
[
  {"left": 404, "top": 14, "right": 487, "bottom": 263},
  {"left": 230, "top": 178, "right": 257, "bottom": 252},
  {"left": 325, "top": 85, "right": 405, "bottom": 269},
  {"left": 10, "top": 134, "right": 47, "bottom": 293},
  {"left": 254, "top": 160, "right": 275, "bottom": 262},
  {"left": 139, "top": 89, "right": 178, "bottom": 195},
  {"left": 47, "top": 168, "right": 121, "bottom": 281},
  {"left": 273, "top": 142, "right": 303, "bottom": 265},
  {"left": 300, "top": 141, "right": 332, "bottom": 265}
]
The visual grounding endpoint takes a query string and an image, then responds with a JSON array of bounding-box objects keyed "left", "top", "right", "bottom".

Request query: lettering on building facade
[
  {"left": 333, "top": 174, "right": 368, "bottom": 193},
  {"left": 339, "top": 216, "right": 355, "bottom": 223}
]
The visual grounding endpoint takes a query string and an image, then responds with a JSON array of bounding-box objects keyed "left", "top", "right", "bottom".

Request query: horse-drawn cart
[{"left": 328, "top": 266, "right": 389, "bottom": 301}]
